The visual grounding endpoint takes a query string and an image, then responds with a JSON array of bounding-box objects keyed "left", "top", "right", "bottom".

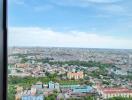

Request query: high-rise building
[{"left": 128, "top": 55, "right": 132, "bottom": 67}]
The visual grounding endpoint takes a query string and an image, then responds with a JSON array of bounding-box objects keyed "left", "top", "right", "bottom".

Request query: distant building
[
  {"left": 61, "top": 85, "right": 80, "bottom": 89},
  {"left": 31, "top": 86, "right": 37, "bottom": 95},
  {"left": 128, "top": 55, "right": 132, "bottom": 67},
  {"left": 72, "top": 68, "right": 76, "bottom": 72},
  {"left": 15, "top": 63, "right": 29, "bottom": 68},
  {"left": 99, "top": 87, "right": 132, "bottom": 99},
  {"left": 35, "top": 81, "right": 43, "bottom": 89},
  {"left": 57, "top": 93, "right": 65, "bottom": 100},
  {"left": 60, "top": 85, "right": 94, "bottom": 99},
  {"left": 67, "top": 71, "right": 84, "bottom": 80},
  {"left": 43, "top": 89, "right": 54, "bottom": 96},
  {"left": 61, "top": 85, "right": 93, "bottom": 93},
  {"left": 11, "top": 69, "right": 17, "bottom": 74},
  {"left": 15, "top": 94, "right": 21, "bottom": 100},
  {"left": 111, "top": 67, "right": 127, "bottom": 76},
  {"left": 54, "top": 82, "right": 60, "bottom": 91},
  {"left": 16, "top": 86, "right": 23, "bottom": 93},
  {"left": 72, "top": 86, "right": 93, "bottom": 93},
  {"left": 48, "top": 81, "right": 55, "bottom": 89},
  {"left": 22, "top": 95, "right": 43, "bottom": 100}
]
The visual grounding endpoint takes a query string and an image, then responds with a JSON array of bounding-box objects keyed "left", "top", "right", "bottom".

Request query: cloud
[
  {"left": 83, "top": 0, "right": 123, "bottom": 3},
  {"left": 49, "top": 0, "right": 123, "bottom": 8},
  {"left": 9, "top": 0, "right": 26, "bottom": 5},
  {"left": 96, "top": 4, "right": 128, "bottom": 16},
  {"left": 100, "top": 4, "right": 125, "bottom": 13},
  {"left": 50, "top": 0, "right": 123, "bottom": 6},
  {"left": 9, "top": 0, "right": 130, "bottom": 17},
  {"left": 49, "top": 0, "right": 128, "bottom": 17},
  {"left": 8, "top": 27, "right": 132, "bottom": 49},
  {"left": 34, "top": 5, "right": 54, "bottom": 12}
]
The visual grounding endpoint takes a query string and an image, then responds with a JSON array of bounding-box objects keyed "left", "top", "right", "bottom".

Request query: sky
[{"left": 8, "top": 0, "right": 132, "bottom": 49}]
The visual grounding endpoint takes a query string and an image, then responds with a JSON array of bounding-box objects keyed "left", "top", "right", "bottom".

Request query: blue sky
[{"left": 8, "top": 0, "right": 132, "bottom": 49}]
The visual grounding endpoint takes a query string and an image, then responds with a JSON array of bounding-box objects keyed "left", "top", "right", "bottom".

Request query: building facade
[
  {"left": 67, "top": 71, "right": 84, "bottom": 80},
  {"left": 99, "top": 88, "right": 132, "bottom": 99},
  {"left": 22, "top": 95, "right": 43, "bottom": 100},
  {"left": 48, "top": 81, "right": 55, "bottom": 89},
  {"left": 72, "top": 86, "right": 93, "bottom": 93}
]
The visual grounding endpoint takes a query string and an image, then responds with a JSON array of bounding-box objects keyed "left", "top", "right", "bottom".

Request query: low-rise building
[
  {"left": 54, "top": 82, "right": 60, "bottom": 91},
  {"left": 35, "top": 81, "right": 43, "bottom": 89},
  {"left": 99, "top": 87, "right": 132, "bottom": 99},
  {"left": 22, "top": 95, "right": 43, "bottom": 100},
  {"left": 73, "top": 86, "right": 93, "bottom": 93},
  {"left": 48, "top": 81, "right": 55, "bottom": 89},
  {"left": 67, "top": 71, "right": 84, "bottom": 80}
]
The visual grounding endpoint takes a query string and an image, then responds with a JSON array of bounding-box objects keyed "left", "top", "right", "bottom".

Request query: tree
[
  {"left": 21, "top": 58, "right": 28, "bottom": 63},
  {"left": 84, "top": 96, "right": 95, "bottom": 100},
  {"left": 8, "top": 85, "right": 16, "bottom": 100}
]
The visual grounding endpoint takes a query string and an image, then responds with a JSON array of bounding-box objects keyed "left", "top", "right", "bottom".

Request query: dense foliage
[
  {"left": 48, "top": 61, "right": 112, "bottom": 69},
  {"left": 7, "top": 60, "right": 112, "bottom": 100},
  {"left": 8, "top": 85, "right": 16, "bottom": 100}
]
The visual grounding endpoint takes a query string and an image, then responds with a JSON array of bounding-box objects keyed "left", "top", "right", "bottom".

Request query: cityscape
[
  {"left": 8, "top": 0, "right": 132, "bottom": 100},
  {"left": 8, "top": 47, "right": 132, "bottom": 100}
]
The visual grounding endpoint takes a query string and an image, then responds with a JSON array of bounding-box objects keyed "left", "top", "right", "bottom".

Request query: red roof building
[{"left": 99, "top": 87, "right": 132, "bottom": 99}]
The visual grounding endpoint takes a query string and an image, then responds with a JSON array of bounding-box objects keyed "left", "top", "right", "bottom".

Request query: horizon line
[{"left": 8, "top": 46, "right": 132, "bottom": 50}]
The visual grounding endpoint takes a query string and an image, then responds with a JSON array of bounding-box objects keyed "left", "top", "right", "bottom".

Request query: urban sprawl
[{"left": 8, "top": 47, "right": 132, "bottom": 100}]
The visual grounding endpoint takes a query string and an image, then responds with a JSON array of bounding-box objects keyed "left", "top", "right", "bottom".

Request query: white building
[
  {"left": 48, "top": 81, "right": 55, "bottom": 89},
  {"left": 54, "top": 83, "right": 60, "bottom": 91}
]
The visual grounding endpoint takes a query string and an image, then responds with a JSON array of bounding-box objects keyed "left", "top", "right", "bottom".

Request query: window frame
[{"left": 0, "top": 0, "right": 7, "bottom": 99}]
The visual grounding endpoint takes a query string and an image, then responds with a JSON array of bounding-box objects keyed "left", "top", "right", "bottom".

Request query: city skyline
[{"left": 8, "top": 0, "right": 132, "bottom": 49}]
